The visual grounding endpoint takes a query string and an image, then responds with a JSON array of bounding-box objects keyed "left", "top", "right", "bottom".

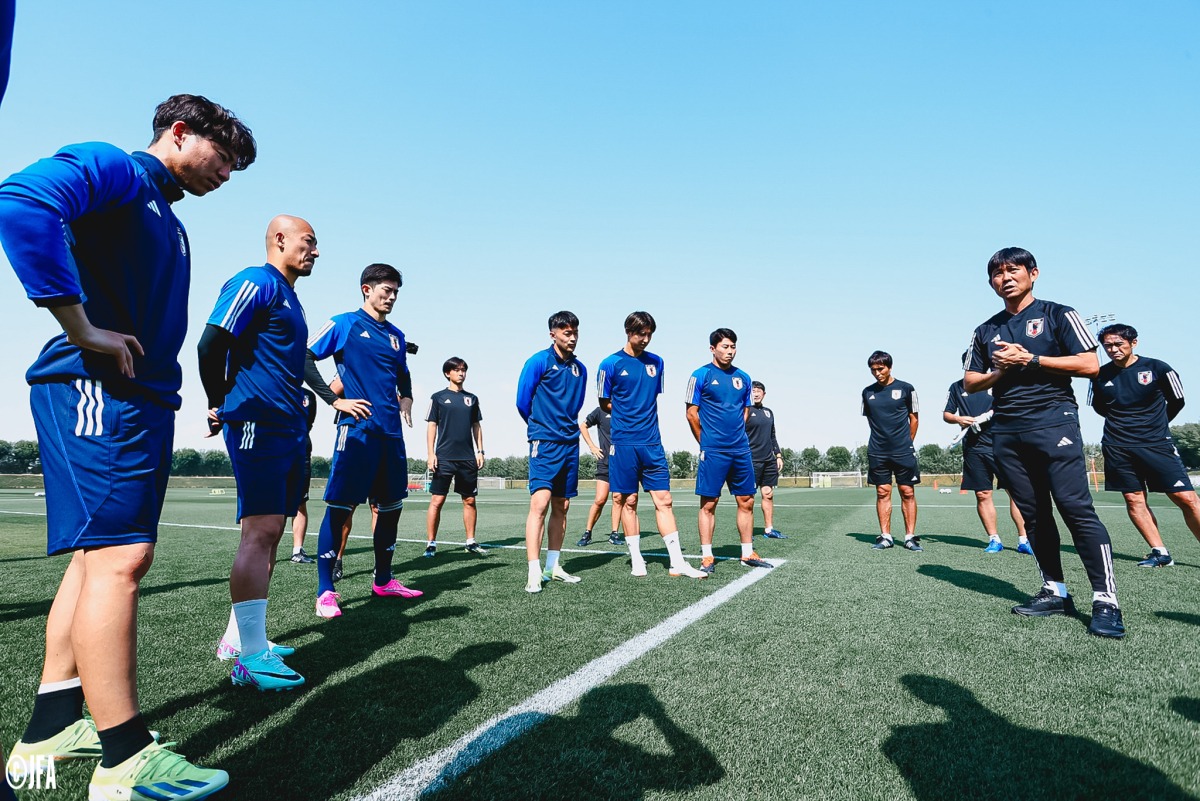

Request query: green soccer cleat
[
  {"left": 8, "top": 717, "right": 101, "bottom": 781},
  {"left": 88, "top": 740, "right": 228, "bottom": 801}
]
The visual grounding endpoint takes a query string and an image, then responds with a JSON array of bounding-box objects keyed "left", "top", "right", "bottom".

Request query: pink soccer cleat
[
  {"left": 371, "top": 579, "right": 424, "bottom": 599},
  {"left": 315, "top": 591, "right": 342, "bottom": 618}
]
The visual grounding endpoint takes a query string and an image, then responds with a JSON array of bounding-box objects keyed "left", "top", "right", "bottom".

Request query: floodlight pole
[{"left": 1084, "top": 313, "right": 1115, "bottom": 337}]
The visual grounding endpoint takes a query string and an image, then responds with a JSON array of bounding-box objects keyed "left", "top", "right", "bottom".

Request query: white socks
[
  {"left": 545, "top": 550, "right": 560, "bottom": 572},
  {"left": 232, "top": 599, "right": 268, "bottom": 658},
  {"left": 627, "top": 535, "right": 644, "bottom": 565}
]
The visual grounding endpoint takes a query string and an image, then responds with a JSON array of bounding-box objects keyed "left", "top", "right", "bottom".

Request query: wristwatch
[{"left": 1028, "top": 355, "right": 1041, "bottom": 370}]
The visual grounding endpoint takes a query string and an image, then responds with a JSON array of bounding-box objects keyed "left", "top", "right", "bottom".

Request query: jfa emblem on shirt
[
  {"left": 464, "top": 396, "right": 473, "bottom": 406},
  {"left": 732, "top": 377, "right": 743, "bottom": 390},
  {"left": 389, "top": 334, "right": 400, "bottom": 351},
  {"left": 892, "top": 389, "right": 902, "bottom": 400},
  {"left": 177, "top": 228, "right": 187, "bottom": 256},
  {"left": 646, "top": 364, "right": 657, "bottom": 378},
  {"left": 1026, "top": 318, "right": 1044, "bottom": 338},
  {"left": 302, "top": 395, "right": 309, "bottom": 408},
  {"left": 570, "top": 363, "right": 580, "bottom": 377},
  {"left": 1138, "top": 371, "right": 1153, "bottom": 385},
  {"left": 764, "top": 410, "right": 772, "bottom": 418}
]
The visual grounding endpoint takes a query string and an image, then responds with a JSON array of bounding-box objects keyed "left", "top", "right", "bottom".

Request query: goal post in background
[{"left": 810, "top": 471, "right": 864, "bottom": 488}]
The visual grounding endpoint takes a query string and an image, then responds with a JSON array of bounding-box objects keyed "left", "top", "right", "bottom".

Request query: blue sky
[{"left": 1, "top": 1, "right": 1196, "bottom": 460}]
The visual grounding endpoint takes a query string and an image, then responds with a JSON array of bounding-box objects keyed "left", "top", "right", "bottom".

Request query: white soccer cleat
[
  {"left": 669, "top": 562, "right": 709, "bottom": 580},
  {"left": 630, "top": 560, "right": 648, "bottom": 578},
  {"left": 543, "top": 564, "right": 581, "bottom": 584},
  {"left": 524, "top": 579, "right": 543, "bottom": 594}
]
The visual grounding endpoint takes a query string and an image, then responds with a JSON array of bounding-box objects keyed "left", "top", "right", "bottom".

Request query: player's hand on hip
[
  {"left": 589, "top": 445, "right": 602, "bottom": 459},
  {"left": 206, "top": 408, "right": 223, "bottom": 437},
  {"left": 69, "top": 325, "right": 144, "bottom": 379},
  {"left": 333, "top": 397, "right": 372, "bottom": 420}
]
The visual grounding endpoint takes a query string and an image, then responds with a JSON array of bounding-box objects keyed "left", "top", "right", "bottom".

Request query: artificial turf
[{"left": 1, "top": 486, "right": 1197, "bottom": 800}]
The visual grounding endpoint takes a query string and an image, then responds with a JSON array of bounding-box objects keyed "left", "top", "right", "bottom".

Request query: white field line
[{"left": 354, "top": 560, "right": 785, "bottom": 801}]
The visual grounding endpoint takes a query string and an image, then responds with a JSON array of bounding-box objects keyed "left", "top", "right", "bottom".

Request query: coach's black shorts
[
  {"left": 868, "top": 453, "right": 920, "bottom": 487},
  {"left": 1103, "top": 441, "right": 1192, "bottom": 494},
  {"left": 595, "top": 457, "right": 609, "bottom": 483},
  {"left": 429, "top": 459, "right": 479, "bottom": 498},
  {"left": 300, "top": 445, "right": 313, "bottom": 502},
  {"left": 961, "top": 446, "right": 1005, "bottom": 492},
  {"left": 753, "top": 457, "right": 779, "bottom": 489}
]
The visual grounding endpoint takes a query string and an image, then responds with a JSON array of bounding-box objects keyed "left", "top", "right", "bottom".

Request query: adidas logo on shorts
[{"left": 1056, "top": 437, "right": 1073, "bottom": 447}]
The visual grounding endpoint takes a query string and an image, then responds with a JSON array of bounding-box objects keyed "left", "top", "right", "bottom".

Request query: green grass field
[{"left": 2, "top": 486, "right": 1198, "bottom": 800}]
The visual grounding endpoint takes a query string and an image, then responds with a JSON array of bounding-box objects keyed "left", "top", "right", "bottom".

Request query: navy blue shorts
[
  {"left": 1103, "top": 441, "right": 1192, "bottom": 494},
  {"left": 594, "top": 457, "right": 609, "bottom": 483},
  {"left": 224, "top": 422, "right": 306, "bottom": 520},
  {"left": 608, "top": 443, "right": 671, "bottom": 494},
  {"left": 753, "top": 457, "right": 779, "bottom": 489},
  {"left": 429, "top": 459, "right": 478, "bottom": 497},
  {"left": 300, "top": 442, "right": 313, "bottom": 502},
  {"left": 528, "top": 439, "right": 579, "bottom": 498},
  {"left": 324, "top": 424, "right": 408, "bottom": 512},
  {"left": 961, "top": 446, "right": 1004, "bottom": 492},
  {"left": 695, "top": 449, "right": 756, "bottom": 498},
  {"left": 867, "top": 453, "right": 920, "bottom": 487},
  {"left": 32, "top": 380, "right": 173, "bottom": 555}
]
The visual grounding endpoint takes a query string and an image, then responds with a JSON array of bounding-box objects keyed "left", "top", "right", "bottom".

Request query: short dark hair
[
  {"left": 868, "top": 350, "right": 892, "bottom": 367},
  {"left": 548, "top": 310, "right": 579, "bottom": 330},
  {"left": 624, "top": 311, "right": 656, "bottom": 334},
  {"left": 987, "top": 247, "right": 1037, "bottom": 277},
  {"left": 709, "top": 328, "right": 737, "bottom": 347},
  {"left": 1098, "top": 323, "right": 1138, "bottom": 343},
  {"left": 360, "top": 263, "right": 402, "bottom": 296},
  {"left": 751, "top": 380, "right": 765, "bottom": 392},
  {"left": 443, "top": 356, "right": 468, "bottom": 375},
  {"left": 151, "top": 94, "right": 256, "bottom": 170}
]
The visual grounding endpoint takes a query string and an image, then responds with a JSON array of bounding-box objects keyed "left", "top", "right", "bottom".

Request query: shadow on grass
[
  {"left": 1155, "top": 611, "right": 1200, "bottom": 628},
  {"left": 217, "top": 640, "right": 519, "bottom": 800},
  {"left": 422, "top": 683, "right": 725, "bottom": 801},
  {"left": 846, "top": 532, "right": 878, "bottom": 544},
  {"left": 884, "top": 675, "right": 1196, "bottom": 800},
  {"left": 916, "top": 565, "right": 1027, "bottom": 604},
  {"left": 144, "top": 601, "right": 473, "bottom": 762},
  {"left": 1170, "top": 697, "right": 1200, "bottom": 724},
  {"left": 919, "top": 534, "right": 986, "bottom": 549},
  {"left": 0, "top": 577, "right": 227, "bottom": 625}
]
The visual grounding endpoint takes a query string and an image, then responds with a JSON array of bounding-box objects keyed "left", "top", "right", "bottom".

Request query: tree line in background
[{"left": 0, "top": 423, "right": 1198, "bottom": 477}]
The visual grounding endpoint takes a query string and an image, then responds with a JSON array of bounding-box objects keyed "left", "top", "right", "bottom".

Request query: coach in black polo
[
  {"left": 424, "top": 357, "right": 486, "bottom": 557},
  {"left": 965, "top": 247, "right": 1123, "bottom": 638},
  {"left": 1089, "top": 322, "right": 1200, "bottom": 568}
]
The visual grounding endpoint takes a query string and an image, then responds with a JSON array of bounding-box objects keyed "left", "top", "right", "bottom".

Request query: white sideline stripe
[{"left": 354, "top": 560, "right": 784, "bottom": 801}]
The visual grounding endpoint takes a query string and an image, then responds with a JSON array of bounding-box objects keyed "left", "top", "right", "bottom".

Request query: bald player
[{"left": 199, "top": 215, "right": 317, "bottom": 691}]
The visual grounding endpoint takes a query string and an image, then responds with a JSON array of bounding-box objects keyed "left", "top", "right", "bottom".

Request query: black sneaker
[
  {"left": 903, "top": 536, "right": 923, "bottom": 552},
  {"left": 423, "top": 544, "right": 436, "bottom": 558},
  {"left": 332, "top": 558, "right": 344, "bottom": 583},
  {"left": 576, "top": 532, "right": 592, "bottom": 547},
  {"left": 1137, "top": 551, "right": 1174, "bottom": 568},
  {"left": 1012, "top": 589, "right": 1076, "bottom": 617},
  {"left": 1088, "top": 602, "right": 1126, "bottom": 638},
  {"left": 465, "top": 542, "right": 487, "bottom": 557},
  {"left": 290, "top": 549, "right": 314, "bottom": 564},
  {"left": 608, "top": 531, "right": 625, "bottom": 546},
  {"left": 872, "top": 536, "right": 894, "bottom": 549}
]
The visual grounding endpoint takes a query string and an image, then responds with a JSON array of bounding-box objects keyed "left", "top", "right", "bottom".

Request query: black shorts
[
  {"left": 1103, "top": 442, "right": 1192, "bottom": 494},
  {"left": 753, "top": 457, "right": 779, "bottom": 489},
  {"left": 961, "top": 446, "right": 1004, "bottom": 492},
  {"left": 300, "top": 447, "right": 313, "bottom": 502},
  {"left": 868, "top": 453, "right": 920, "bottom": 487},
  {"left": 595, "top": 457, "right": 609, "bottom": 483},
  {"left": 429, "top": 459, "right": 479, "bottom": 498}
]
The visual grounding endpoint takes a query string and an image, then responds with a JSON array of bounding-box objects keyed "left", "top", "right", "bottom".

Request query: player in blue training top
[
  {"left": 966, "top": 247, "right": 1123, "bottom": 638},
  {"left": 862, "top": 351, "right": 923, "bottom": 552},
  {"left": 305, "top": 263, "right": 421, "bottom": 619},
  {"left": 598, "top": 311, "right": 707, "bottom": 579},
  {"left": 0, "top": 94, "right": 254, "bottom": 798},
  {"left": 685, "top": 328, "right": 773, "bottom": 574},
  {"left": 516, "top": 310, "right": 589, "bottom": 593},
  {"left": 943, "top": 358, "right": 1028, "bottom": 554},
  {"left": 1089, "top": 323, "right": 1200, "bottom": 567},
  {"left": 746, "top": 381, "right": 787, "bottom": 539},
  {"left": 0, "top": 0, "right": 13, "bottom": 108},
  {"left": 423, "top": 356, "right": 487, "bottom": 558},
  {"left": 199, "top": 215, "right": 316, "bottom": 692}
]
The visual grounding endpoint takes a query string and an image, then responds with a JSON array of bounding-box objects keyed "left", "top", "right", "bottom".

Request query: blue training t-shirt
[
  {"left": 206, "top": 264, "right": 308, "bottom": 428},
  {"left": 308, "top": 308, "right": 412, "bottom": 439},
  {"left": 516, "top": 346, "right": 588, "bottom": 442},
  {"left": 597, "top": 349, "right": 664, "bottom": 446},
  {"left": 685, "top": 362, "right": 752, "bottom": 452},
  {"left": 0, "top": 144, "right": 191, "bottom": 408}
]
